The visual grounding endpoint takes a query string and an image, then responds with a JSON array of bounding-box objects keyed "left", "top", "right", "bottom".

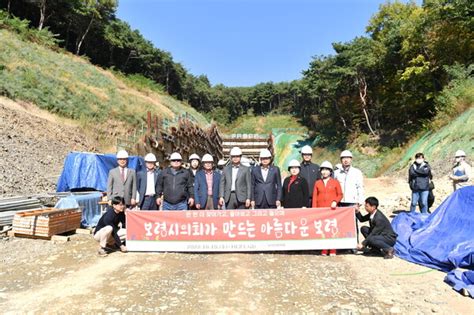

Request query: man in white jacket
[
  {"left": 335, "top": 150, "right": 365, "bottom": 209},
  {"left": 335, "top": 150, "right": 365, "bottom": 251}
]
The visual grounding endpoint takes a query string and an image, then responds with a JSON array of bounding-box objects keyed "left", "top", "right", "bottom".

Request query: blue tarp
[
  {"left": 56, "top": 152, "right": 145, "bottom": 192},
  {"left": 445, "top": 270, "right": 474, "bottom": 298},
  {"left": 392, "top": 186, "right": 474, "bottom": 298},
  {"left": 55, "top": 192, "right": 103, "bottom": 227}
]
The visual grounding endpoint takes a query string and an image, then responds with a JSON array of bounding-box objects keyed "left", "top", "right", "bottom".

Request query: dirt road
[{"left": 1, "top": 178, "right": 472, "bottom": 314}]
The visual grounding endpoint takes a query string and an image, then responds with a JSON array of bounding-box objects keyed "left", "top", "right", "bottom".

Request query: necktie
[{"left": 120, "top": 168, "right": 125, "bottom": 182}]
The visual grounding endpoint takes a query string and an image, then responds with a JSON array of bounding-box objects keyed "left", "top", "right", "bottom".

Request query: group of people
[
  {"left": 94, "top": 145, "right": 470, "bottom": 258},
  {"left": 408, "top": 150, "right": 471, "bottom": 214},
  {"left": 94, "top": 145, "right": 399, "bottom": 258}
]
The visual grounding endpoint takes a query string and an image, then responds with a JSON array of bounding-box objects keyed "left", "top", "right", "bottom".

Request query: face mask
[{"left": 415, "top": 158, "right": 424, "bottom": 164}]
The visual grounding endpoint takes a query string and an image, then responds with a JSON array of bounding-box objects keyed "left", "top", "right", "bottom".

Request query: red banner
[{"left": 126, "top": 207, "right": 356, "bottom": 252}]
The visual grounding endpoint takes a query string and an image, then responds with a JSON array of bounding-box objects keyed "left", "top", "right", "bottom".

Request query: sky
[{"left": 117, "top": 0, "right": 416, "bottom": 87}]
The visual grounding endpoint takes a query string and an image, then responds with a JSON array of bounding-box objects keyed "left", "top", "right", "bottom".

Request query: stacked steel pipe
[{"left": 135, "top": 112, "right": 224, "bottom": 166}]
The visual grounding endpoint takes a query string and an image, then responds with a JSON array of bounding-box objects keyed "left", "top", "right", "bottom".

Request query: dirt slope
[{"left": 0, "top": 96, "right": 99, "bottom": 195}]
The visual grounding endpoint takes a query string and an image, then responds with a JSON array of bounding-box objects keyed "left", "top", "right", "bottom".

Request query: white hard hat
[
  {"left": 169, "top": 152, "right": 182, "bottom": 160},
  {"left": 320, "top": 161, "right": 333, "bottom": 170},
  {"left": 144, "top": 153, "right": 157, "bottom": 162},
  {"left": 201, "top": 154, "right": 214, "bottom": 162},
  {"left": 340, "top": 150, "right": 353, "bottom": 158},
  {"left": 288, "top": 159, "right": 301, "bottom": 169},
  {"left": 241, "top": 156, "right": 250, "bottom": 167},
  {"left": 259, "top": 149, "right": 272, "bottom": 159},
  {"left": 301, "top": 145, "right": 313, "bottom": 155},
  {"left": 230, "top": 147, "right": 242, "bottom": 156},
  {"left": 218, "top": 159, "right": 227, "bottom": 166},
  {"left": 455, "top": 150, "right": 466, "bottom": 157},
  {"left": 189, "top": 153, "right": 200, "bottom": 161},
  {"left": 116, "top": 150, "right": 129, "bottom": 159}
]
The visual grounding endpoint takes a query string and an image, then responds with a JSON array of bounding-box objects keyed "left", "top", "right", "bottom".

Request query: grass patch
[{"left": 0, "top": 29, "right": 208, "bottom": 129}]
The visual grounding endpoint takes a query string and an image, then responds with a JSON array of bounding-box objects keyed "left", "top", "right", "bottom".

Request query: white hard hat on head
[
  {"left": 116, "top": 150, "right": 129, "bottom": 159},
  {"left": 230, "top": 147, "right": 242, "bottom": 156},
  {"left": 340, "top": 150, "right": 353, "bottom": 158},
  {"left": 259, "top": 149, "right": 272, "bottom": 158},
  {"left": 189, "top": 153, "right": 200, "bottom": 161},
  {"left": 288, "top": 159, "right": 301, "bottom": 169},
  {"left": 301, "top": 145, "right": 313, "bottom": 155},
  {"left": 218, "top": 159, "right": 227, "bottom": 166},
  {"left": 144, "top": 153, "right": 157, "bottom": 162},
  {"left": 455, "top": 150, "right": 466, "bottom": 157},
  {"left": 201, "top": 154, "right": 214, "bottom": 162},
  {"left": 169, "top": 152, "right": 182, "bottom": 160},
  {"left": 320, "top": 161, "right": 333, "bottom": 170}
]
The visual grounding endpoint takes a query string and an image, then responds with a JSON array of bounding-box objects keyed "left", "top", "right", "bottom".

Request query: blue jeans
[
  {"left": 410, "top": 190, "right": 429, "bottom": 213},
  {"left": 163, "top": 200, "right": 188, "bottom": 211}
]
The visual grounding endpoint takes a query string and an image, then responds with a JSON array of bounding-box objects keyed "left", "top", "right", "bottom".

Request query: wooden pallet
[{"left": 12, "top": 208, "right": 81, "bottom": 238}]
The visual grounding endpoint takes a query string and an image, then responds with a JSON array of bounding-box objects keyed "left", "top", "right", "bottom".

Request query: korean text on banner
[{"left": 126, "top": 207, "right": 356, "bottom": 252}]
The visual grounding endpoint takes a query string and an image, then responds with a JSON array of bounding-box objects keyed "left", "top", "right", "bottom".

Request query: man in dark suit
[
  {"left": 251, "top": 149, "right": 282, "bottom": 209},
  {"left": 137, "top": 153, "right": 161, "bottom": 210},
  {"left": 219, "top": 147, "right": 252, "bottom": 210},
  {"left": 194, "top": 154, "right": 221, "bottom": 210},
  {"left": 300, "top": 145, "right": 321, "bottom": 207},
  {"left": 107, "top": 150, "right": 137, "bottom": 208},
  {"left": 356, "top": 197, "right": 398, "bottom": 259}
]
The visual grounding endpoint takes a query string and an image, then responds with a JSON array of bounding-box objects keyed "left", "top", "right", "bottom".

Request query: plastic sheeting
[
  {"left": 56, "top": 152, "right": 145, "bottom": 192},
  {"left": 393, "top": 186, "right": 474, "bottom": 272},
  {"left": 445, "top": 270, "right": 474, "bottom": 298},
  {"left": 392, "top": 186, "right": 474, "bottom": 298},
  {"left": 55, "top": 192, "right": 103, "bottom": 227}
]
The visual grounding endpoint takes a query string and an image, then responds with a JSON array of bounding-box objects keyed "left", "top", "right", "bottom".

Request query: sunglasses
[{"left": 170, "top": 159, "right": 182, "bottom": 162}]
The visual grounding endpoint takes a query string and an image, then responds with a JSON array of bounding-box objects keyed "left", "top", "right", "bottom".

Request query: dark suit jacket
[
  {"left": 219, "top": 164, "right": 252, "bottom": 203},
  {"left": 251, "top": 165, "right": 282, "bottom": 206},
  {"left": 137, "top": 169, "right": 161, "bottom": 208},
  {"left": 356, "top": 210, "right": 398, "bottom": 246},
  {"left": 281, "top": 175, "right": 309, "bottom": 208},
  {"left": 194, "top": 170, "right": 221, "bottom": 209}
]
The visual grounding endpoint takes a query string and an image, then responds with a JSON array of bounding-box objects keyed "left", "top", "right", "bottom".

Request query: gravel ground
[{"left": 1, "top": 231, "right": 472, "bottom": 314}]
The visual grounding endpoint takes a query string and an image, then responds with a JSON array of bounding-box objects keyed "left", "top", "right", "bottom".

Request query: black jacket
[
  {"left": 157, "top": 167, "right": 194, "bottom": 204},
  {"left": 281, "top": 175, "right": 309, "bottom": 208},
  {"left": 300, "top": 161, "right": 321, "bottom": 198},
  {"left": 408, "top": 162, "right": 432, "bottom": 191},
  {"left": 356, "top": 210, "right": 397, "bottom": 246},
  {"left": 94, "top": 207, "right": 126, "bottom": 248}
]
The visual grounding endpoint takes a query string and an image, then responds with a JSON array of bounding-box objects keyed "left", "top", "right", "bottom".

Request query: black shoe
[
  {"left": 362, "top": 247, "right": 380, "bottom": 256},
  {"left": 383, "top": 247, "right": 394, "bottom": 259}
]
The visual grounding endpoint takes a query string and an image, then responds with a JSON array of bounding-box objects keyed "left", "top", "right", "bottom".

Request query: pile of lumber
[{"left": 12, "top": 207, "right": 81, "bottom": 238}]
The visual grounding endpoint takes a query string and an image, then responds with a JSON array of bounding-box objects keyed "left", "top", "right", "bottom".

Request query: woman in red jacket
[{"left": 312, "top": 161, "right": 343, "bottom": 256}]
